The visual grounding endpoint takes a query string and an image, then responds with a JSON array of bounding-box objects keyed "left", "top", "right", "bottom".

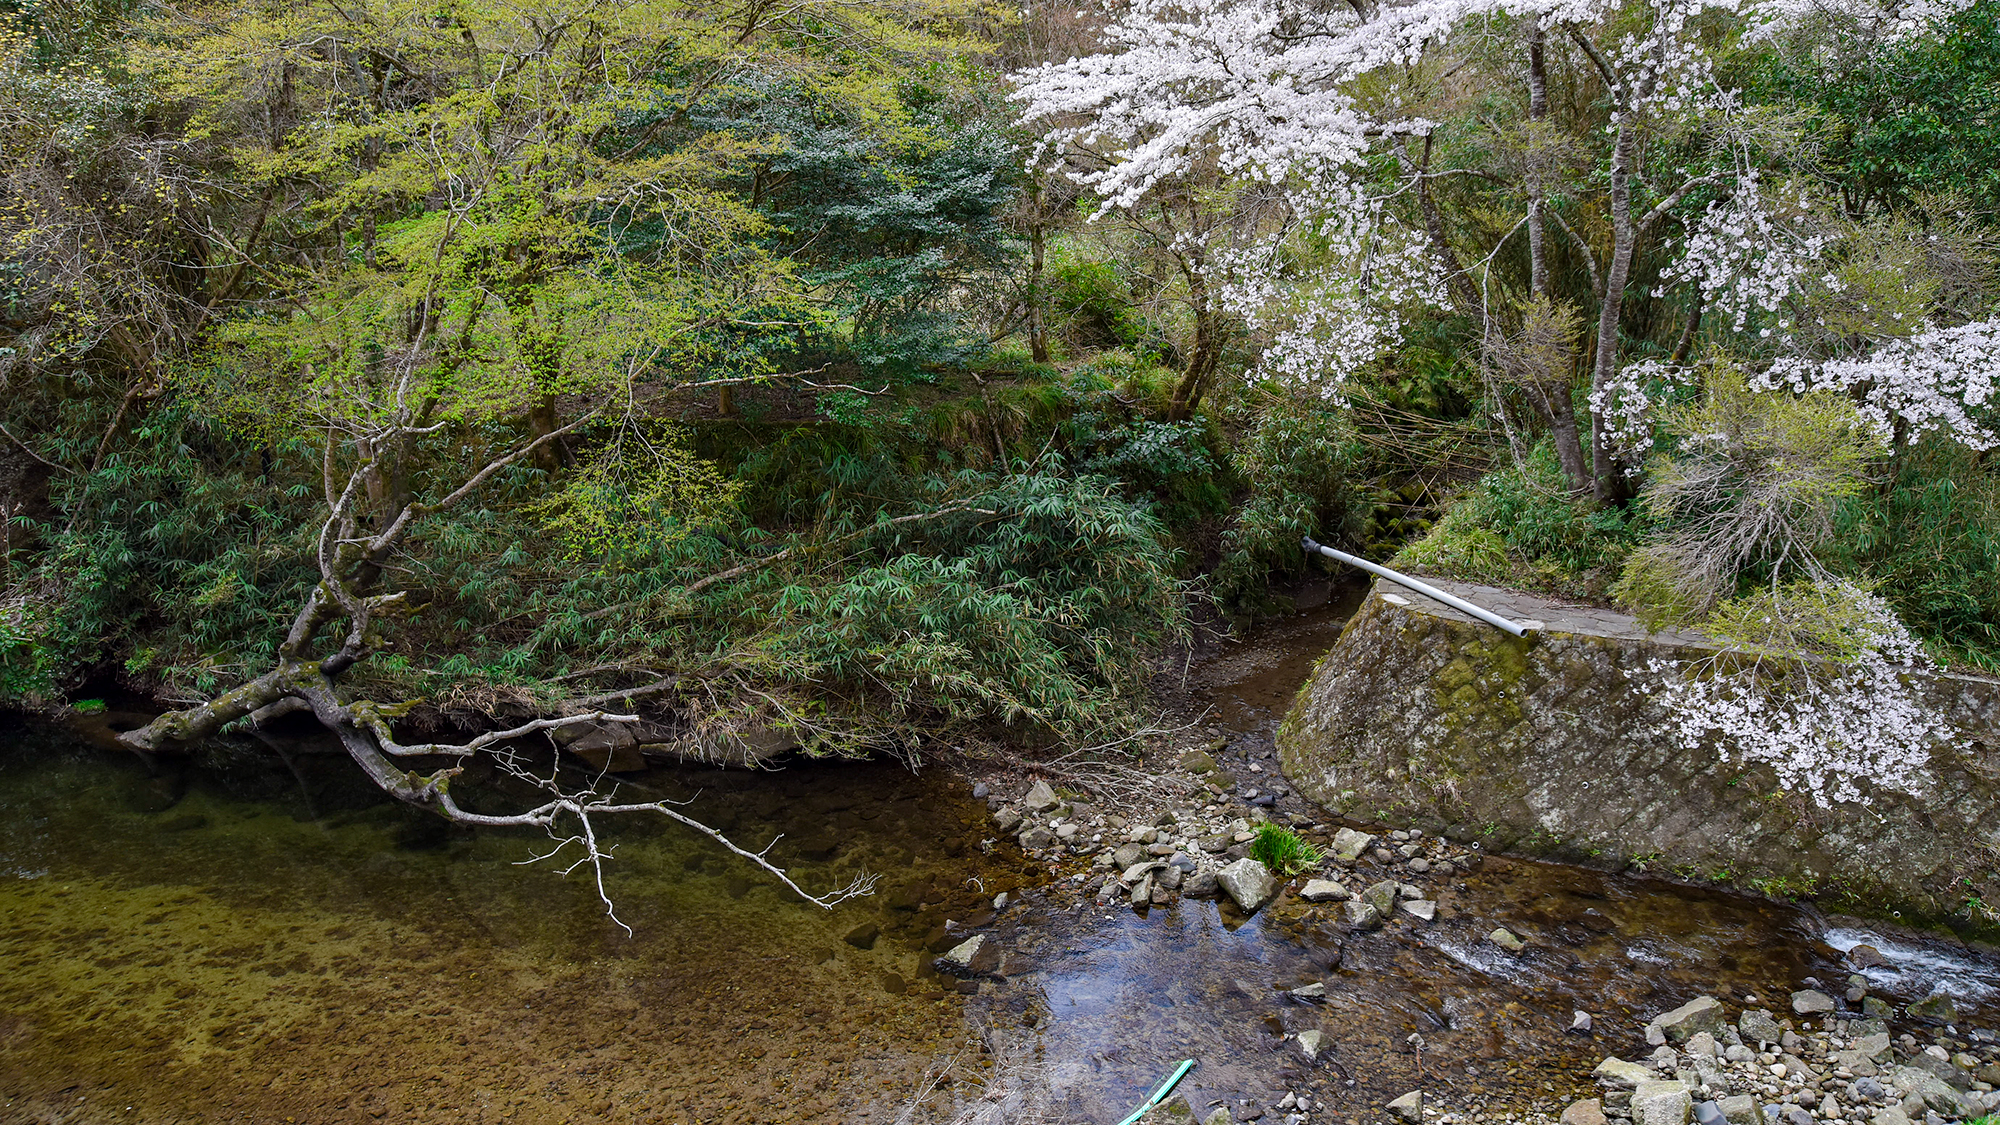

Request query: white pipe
[{"left": 1302, "top": 536, "right": 1533, "bottom": 638}]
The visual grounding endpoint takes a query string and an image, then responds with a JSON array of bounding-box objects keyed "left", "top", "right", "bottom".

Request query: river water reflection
[{"left": 2, "top": 605, "right": 1996, "bottom": 1124}]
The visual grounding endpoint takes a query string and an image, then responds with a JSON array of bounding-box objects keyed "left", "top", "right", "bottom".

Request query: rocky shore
[
  {"left": 945, "top": 732, "right": 2000, "bottom": 1125},
  {"left": 1563, "top": 989, "right": 2000, "bottom": 1125}
]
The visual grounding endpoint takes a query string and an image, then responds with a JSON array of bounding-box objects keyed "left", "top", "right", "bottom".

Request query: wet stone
[
  {"left": 1488, "top": 927, "right": 1525, "bottom": 952},
  {"left": 1300, "top": 879, "right": 1350, "bottom": 903},
  {"left": 1340, "top": 900, "right": 1384, "bottom": 931},
  {"left": 842, "top": 921, "right": 880, "bottom": 950}
]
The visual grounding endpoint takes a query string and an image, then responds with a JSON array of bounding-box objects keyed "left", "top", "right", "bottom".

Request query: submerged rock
[
  {"left": 1487, "top": 927, "right": 1525, "bottom": 952},
  {"left": 935, "top": 934, "right": 1001, "bottom": 977},
  {"left": 1297, "top": 1029, "right": 1327, "bottom": 1061}
]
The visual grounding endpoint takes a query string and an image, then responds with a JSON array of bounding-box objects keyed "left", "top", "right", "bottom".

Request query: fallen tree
[{"left": 117, "top": 385, "right": 879, "bottom": 932}]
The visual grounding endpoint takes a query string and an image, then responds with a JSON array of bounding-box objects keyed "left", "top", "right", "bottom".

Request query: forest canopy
[{"left": 2, "top": 0, "right": 1997, "bottom": 866}]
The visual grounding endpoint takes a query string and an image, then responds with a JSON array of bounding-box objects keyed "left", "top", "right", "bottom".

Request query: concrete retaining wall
[{"left": 1275, "top": 580, "right": 2000, "bottom": 933}]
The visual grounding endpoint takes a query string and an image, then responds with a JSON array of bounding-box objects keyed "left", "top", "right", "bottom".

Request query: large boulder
[
  {"left": 1650, "top": 996, "right": 1726, "bottom": 1044},
  {"left": 1594, "top": 1058, "right": 1655, "bottom": 1090},
  {"left": 1632, "top": 1081, "right": 1692, "bottom": 1125},
  {"left": 1300, "top": 878, "right": 1351, "bottom": 903},
  {"left": 1329, "top": 828, "right": 1376, "bottom": 862},
  {"left": 1217, "top": 858, "right": 1280, "bottom": 912}
]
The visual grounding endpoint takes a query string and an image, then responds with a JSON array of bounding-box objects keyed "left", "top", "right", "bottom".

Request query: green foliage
[
  {"left": 1829, "top": 438, "right": 2000, "bottom": 669},
  {"left": 1396, "top": 444, "right": 1642, "bottom": 598},
  {"left": 1212, "top": 401, "right": 1369, "bottom": 612},
  {"left": 1248, "top": 823, "right": 1322, "bottom": 876},
  {"left": 1766, "top": 1, "right": 2000, "bottom": 213},
  {"left": 1614, "top": 364, "right": 1886, "bottom": 624},
  {"left": 531, "top": 430, "right": 744, "bottom": 560}
]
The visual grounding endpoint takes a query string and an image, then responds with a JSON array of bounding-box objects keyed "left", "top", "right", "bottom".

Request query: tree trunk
[
  {"left": 1588, "top": 118, "right": 1642, "bottom": 502},
  {"left": 1027, "top": 217, "right": 1050, "bottom": 365},
  {"left": 1526, "top": 27, "right": 1590, "bottom": 495}
]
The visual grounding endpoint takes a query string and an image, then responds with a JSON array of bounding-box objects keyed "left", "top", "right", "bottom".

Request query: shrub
[{"left": 1248, "top": 823, "right": 1323, "bottom": 876}]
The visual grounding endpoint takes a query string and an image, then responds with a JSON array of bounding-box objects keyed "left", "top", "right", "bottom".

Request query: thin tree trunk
[{"left": 1589, "top": 118, "right": 1641, "bottom": 502}]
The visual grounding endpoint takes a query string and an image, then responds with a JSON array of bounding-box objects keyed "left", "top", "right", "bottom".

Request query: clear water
[{"left": 2, "top": 607, "right": 1994, "bottom": 1125}]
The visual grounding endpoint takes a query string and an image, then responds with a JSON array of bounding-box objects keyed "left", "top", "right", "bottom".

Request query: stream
[{"left": 2, "top": 604, "right": 1997, "bottom": 1125}]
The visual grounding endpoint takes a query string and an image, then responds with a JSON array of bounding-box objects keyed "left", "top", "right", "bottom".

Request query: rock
[
  {"left": 1739, "top": 1009, "right": 1784, "bottom": 1046},
  {"left": 1291, "top": 982, "right": 1327, "bottom": 1001},
  {"left": 1159, "top": 865, "right": 1186, "bottom": 891},
  {"left": 1563, "top": 1100, "right": 1609, "bottom": 1125},
  {"left": 1387, "top": 1091, "right": 1423, "bottom": 1122},
  {"left": 971, "top": 782, "right": 990, "bottom": 800},
  {"left": 936, "top": 934, "right": 1001, "bottom": 977},
  {"left": 992, "top": 892, "right": 1009, "bottom": 911},
  {"left": 1329, "top": 828, "right": 1377, "bottom": 862},
  {"left": 1791, "top": 990, "right": 1836, "bottom": 1015},
  {"left": 1780, "top": 1106, "right": 1812, "bottom": 1125},
  {"left": 1130, "top": 873, "right": 1154, "bottom": 907},
  {"left": 1300, "top": 879, "right": 1351, "bottom": 903},
  {"left": 1686, "top": 1032, "right": 1718, "bottom": 1058},
  {"left": 1596, "top": 1058, "right": 1657, "bottom": 1089},
  {"left": 1184, "top": 872, "right": 1222, "bottom": 899},
  {"left": 1846, "top": 944, "right": 1890, "bottom": 969},
  {"left": 1819, "top": 1094, "right": 1840, "bottom": 1120},
  {"left": 1218, "top": 858, "right": 1281, "bottom": 912},
  {"left": 1886, "top": 1065, "right": 1971, "bottom": 1117},
  {"left": 1022, "top": 780, "right": 1060, "bottom": 812},
  {"left": 1408, "top": 858, "right": 1431, "bottom": 874},
  {"left": 1154, "top": 1095, "right": 1197, "bottom": 1122},
  {"left": 1572, "top": 1011, "right": 1594, "bottom": 1034},
  {"left": 1204, "top": 1109, "right": 1236, "bottom": 1125},
  {"left": 842, "top": 921, "right": 880, "bottom": 950},
  {"left": 1019, "top": 827, "right": 1056, "bottom": 850},
  {"left": 1653, "top": 996, "right": 1727, "bottom": 1044},
  {"left": 1341, "top": 900, "right": 1384, "bottom": 931},
  {"left": 1855, "top": 1078, "right": 1889, "bottom": 1102},
  {"left": 1869, "top": 1108, "right": 1912, "bottom": 1125},
  {"left": 992, "top": 807, "right": 1023, "bottom": 834},
  {"left": 1113, "top": 842, "right": 1149, "bottom": 868},
  {"left": 1297, "top": 1028, "right": 1327, "bottom": 1061},
  {"left": 1907, "top": 993, "right": 1958, "bottom": 1025},
  {"left": 1180, "top": 750, "right": 1220, "bottom": 774},
  {"left": 1400, "top": 899, "right": 1437, "bottom": 922},
  {"left": 1362, "top": 880, "right": 1400, "bottom": 916},
  {"left": 1122, "top": 860, "right": 1166, "bottom": 884},
  {"left": 1488, "top": 927, "right": 1525, "bottom": 952},
  {"left": 1198, "top": 832, "right": 1234, "bottom": 853},
  {"left": 1398, "top": 883, "right": 1423, "bottom": 900},
  {"left": 1632, "top": 1079, "right": 1693, "bottom": 1125},
  {"left": 1724, "top": 1045, "right": 1754, "bottom": 1064},
  {"left": 1693, "top": 1101, "right": 1727, "bottom": 1125},
  {"left": 1716, "top": 1094, "right": 1757, "bottom": 1125},
  {"left": 1862, "top": 996, "right": 1894, "bottom": 1020}
]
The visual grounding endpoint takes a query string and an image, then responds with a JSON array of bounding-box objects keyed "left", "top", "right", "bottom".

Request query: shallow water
[
  {"left": 3, "top": 604, "right": 1997, "bottom": 1125},
  {"left": 0, "top": 715, "right": 1030, "bottom": 1124},
  {"left": 965, "top": 603, "right": 2000, "bottom": 1124}
]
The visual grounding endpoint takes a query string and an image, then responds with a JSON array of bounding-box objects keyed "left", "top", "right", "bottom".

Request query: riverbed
[{"left": 2, "top": 605, "right": 1996, "bottom": 1124}]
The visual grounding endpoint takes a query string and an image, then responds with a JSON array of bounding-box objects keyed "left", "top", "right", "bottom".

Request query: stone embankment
[
  {"left": 1555, "top": 988, "right": 2000, "bottom": 1125},
  {"left": 1275, "top": 581, "right": 2000, "bottom": 930}
]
